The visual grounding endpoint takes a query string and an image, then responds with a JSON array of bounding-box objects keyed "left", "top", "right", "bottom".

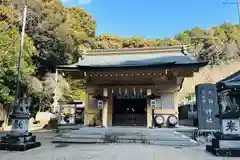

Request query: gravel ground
[
  {"left": 0, "top": 131, "right": 238, "bottom": 160},
  {"left": 0, "top": 142, "right": 239, "bottom": 160}
]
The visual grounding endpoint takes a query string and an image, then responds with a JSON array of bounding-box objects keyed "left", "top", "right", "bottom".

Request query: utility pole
[
  {"left": 238, "top": 0, "right": 240, "bottom": 24},
  {"left": 0, "top": 5, "right": 41, "bottom": 151},
  {"left": 223, "top": 0, "right": 240, "bottom": 24}
]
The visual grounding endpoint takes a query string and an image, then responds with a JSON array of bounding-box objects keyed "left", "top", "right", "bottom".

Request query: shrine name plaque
[
  {"left": 114, "top": 93, "right": 147, "bottom": 99},
  {"left": 196, "top": 84, "right": 220, "bottom": 130}
]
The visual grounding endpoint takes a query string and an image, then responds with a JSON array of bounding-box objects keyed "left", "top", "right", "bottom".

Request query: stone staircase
[{"left": 52, "top": 127, "right": 199, "bottom": 146}]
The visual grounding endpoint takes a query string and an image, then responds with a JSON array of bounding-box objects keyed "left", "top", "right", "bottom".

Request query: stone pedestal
[
  {"left": 0, "top": 97, "right": 41, "bottom": 151},
  {"left": 0, "top": 132, "right": 41, "bottom": 151},
  {"left": 206, "top": 111, "right": 240, "bottom": 157}
]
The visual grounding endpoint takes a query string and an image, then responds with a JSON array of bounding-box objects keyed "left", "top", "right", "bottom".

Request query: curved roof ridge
[{"left": 87, "top": 45, "right": 187, "bottom": 55}]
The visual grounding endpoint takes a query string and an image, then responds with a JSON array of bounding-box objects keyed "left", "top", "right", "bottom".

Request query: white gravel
[{"left": 0, "top": 143, "right": 238, "bottom": 160}]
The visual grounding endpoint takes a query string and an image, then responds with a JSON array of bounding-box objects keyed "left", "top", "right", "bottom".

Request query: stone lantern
[
  {"left": 0, "top": 96, "right": 41, "bottom": 151},
  {"left": 206, "top": 74, "right": 240, "bottom": 157},
  {"left": 206, "top": 91, "right": 240, "bottom": 157}
]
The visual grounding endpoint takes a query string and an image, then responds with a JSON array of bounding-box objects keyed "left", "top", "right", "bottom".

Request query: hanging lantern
[
  {"left": 97, "top": 100, "right": 104, "bottom": 109},
  {"left": 150, "top": 100, "right": 157, "bottom": 109},
  {"left": 147, "top": 89, "right": 151, "bottom": 96}
]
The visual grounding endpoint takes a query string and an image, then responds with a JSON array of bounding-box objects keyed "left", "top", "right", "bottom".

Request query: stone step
[
  {"left": 76, "top": 129, "right": 177, "bottom": 133},
  {"left": 53, "top": 127, "right": 198, "bottom": 146},
  {"left": 149, "top": 140, "right": 198, "bottom": 146},
  {"left": 52, "top": 137, "right": 198, "bottom": 146},
  {"left": 53, "top": 137, "right": 104, "bottom": 144},
  {"left": 61, "top": 126, "right": 197, "bottom": 132},
  {"left": 64, "top": 134, "right": 184, "bottom": 138},
  {"left": 60, "top": 135, "right": 191, "bottom": 141},
  {"left": 61, "top": 131, "right": 192, "bottom": 140},
  {"left": 63, "top": 133, "right": 187, "bottom": 139}
]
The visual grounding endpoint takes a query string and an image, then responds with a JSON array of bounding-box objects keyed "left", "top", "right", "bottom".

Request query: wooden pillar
[
  {"left": 174, "top": 92, "right": 179, "bottom": 124},
  {"left": 147, "top": 89, "right": 152, "bottom": 128},
  {"left": 83, "top": 91, "right": 89, "bottom": 126},
  {"left": 102, "top": 88, "right": 108, "bottom": 127},
  {"left": 107, "top": 92, "right": 113, "bottom": 126}
]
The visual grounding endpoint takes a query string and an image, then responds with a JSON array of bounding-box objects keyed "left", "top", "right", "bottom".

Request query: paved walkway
[
  {"left": 0, "top": 130, "right": 238, "bottom": 160},
  {"left": 0, "top": 143, "right": 238, "bottom": 160}
]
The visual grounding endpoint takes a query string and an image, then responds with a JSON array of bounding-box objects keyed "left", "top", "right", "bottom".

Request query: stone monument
[
  {"left": 195, "top": 84, "right": 220, "bottom": 131},
  {"left": 0, "top": 95, "right": 41, "bottom": 151}
]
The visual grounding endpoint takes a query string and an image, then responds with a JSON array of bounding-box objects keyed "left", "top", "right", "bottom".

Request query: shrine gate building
[{"left": 57, "top": 46, "right": 208, "bottom": 128}]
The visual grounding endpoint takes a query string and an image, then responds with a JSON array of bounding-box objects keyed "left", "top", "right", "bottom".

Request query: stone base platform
[
  {"left": 206, "top": 136, "right": 240, "bottom": 157},
  {"left": 52, "top": 127, "right": 198, "bottom": 146},
  {"left": 0, "top": 141, "right": 41, "bottom": 151},
  {"left": 206, "top": 145, "right": 240, "bottom": 157},
  {"left": 0, "top": 133, "right": 41, "bottom": 151}
]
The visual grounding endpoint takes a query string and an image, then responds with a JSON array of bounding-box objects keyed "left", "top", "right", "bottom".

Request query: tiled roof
[
  {"left": 78, "top": 52, "right": 198, "bottom": 67},
  {"left": 57, "top": 46, "right": 208, "bottom": 69}
]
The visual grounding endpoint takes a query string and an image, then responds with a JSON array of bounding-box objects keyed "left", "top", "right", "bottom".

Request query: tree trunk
[{"left": 3, "top": 110, "right": 10, "bottom": 130}]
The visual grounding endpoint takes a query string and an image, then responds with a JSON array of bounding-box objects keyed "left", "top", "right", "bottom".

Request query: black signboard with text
[{"left": 196, "top": 83, "right": 220, "bottom": 130}]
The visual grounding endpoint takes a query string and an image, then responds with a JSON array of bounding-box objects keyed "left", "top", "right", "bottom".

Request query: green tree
[
  {"left": 66, "top": 7, "right": 96, "bottom": 37},
  {"left": 175, "top": 31, "right": 190, "bottom": 44},
  {"left": 0, "top": 19, "right": 35, "bottom": 112}
]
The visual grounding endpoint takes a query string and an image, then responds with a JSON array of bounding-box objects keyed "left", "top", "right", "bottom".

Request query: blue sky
[{"left": 61, "top": 0, "right": 239, "bottom": 39}]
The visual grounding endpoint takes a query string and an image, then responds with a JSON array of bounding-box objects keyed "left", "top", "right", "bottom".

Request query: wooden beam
[
  {"left": 88, "top": 71, "right": 166, "bottom": 77},
  {"left": 179, "top": 70, "right": 194, "bottom": 77},
  {"left": 155, "top": 90, "right": 177, "bottom": 93},
  {"left": 86, "top": 85, "right": 179, "bottom": 94},
  {"left": 57, "top": 66, "right": 198, "bottom": 81},
  {"left": 89, "top": 77, "right": 177, "bottom": 85},
  {"left": 87, "top": 68, "right": 195, "bottom": 77}
]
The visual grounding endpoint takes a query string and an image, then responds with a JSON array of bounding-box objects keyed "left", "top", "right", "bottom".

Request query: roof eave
[
  {"left": 76, "top": 61, "right": 208, "bottom": 72},
  {"left": 217, "top": 70, "right": 240, "bottom": 85},
  {"left": 56, "top": 64, "right": 79, "bottom": 71}
]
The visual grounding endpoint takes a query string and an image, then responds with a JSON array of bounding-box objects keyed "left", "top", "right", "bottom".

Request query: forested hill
[
  {"left": 1, "top": 0, "right": 240, "bottom": 65},
  {"left": 0, "top": 0, "right": 240, "bottom": 113}
]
